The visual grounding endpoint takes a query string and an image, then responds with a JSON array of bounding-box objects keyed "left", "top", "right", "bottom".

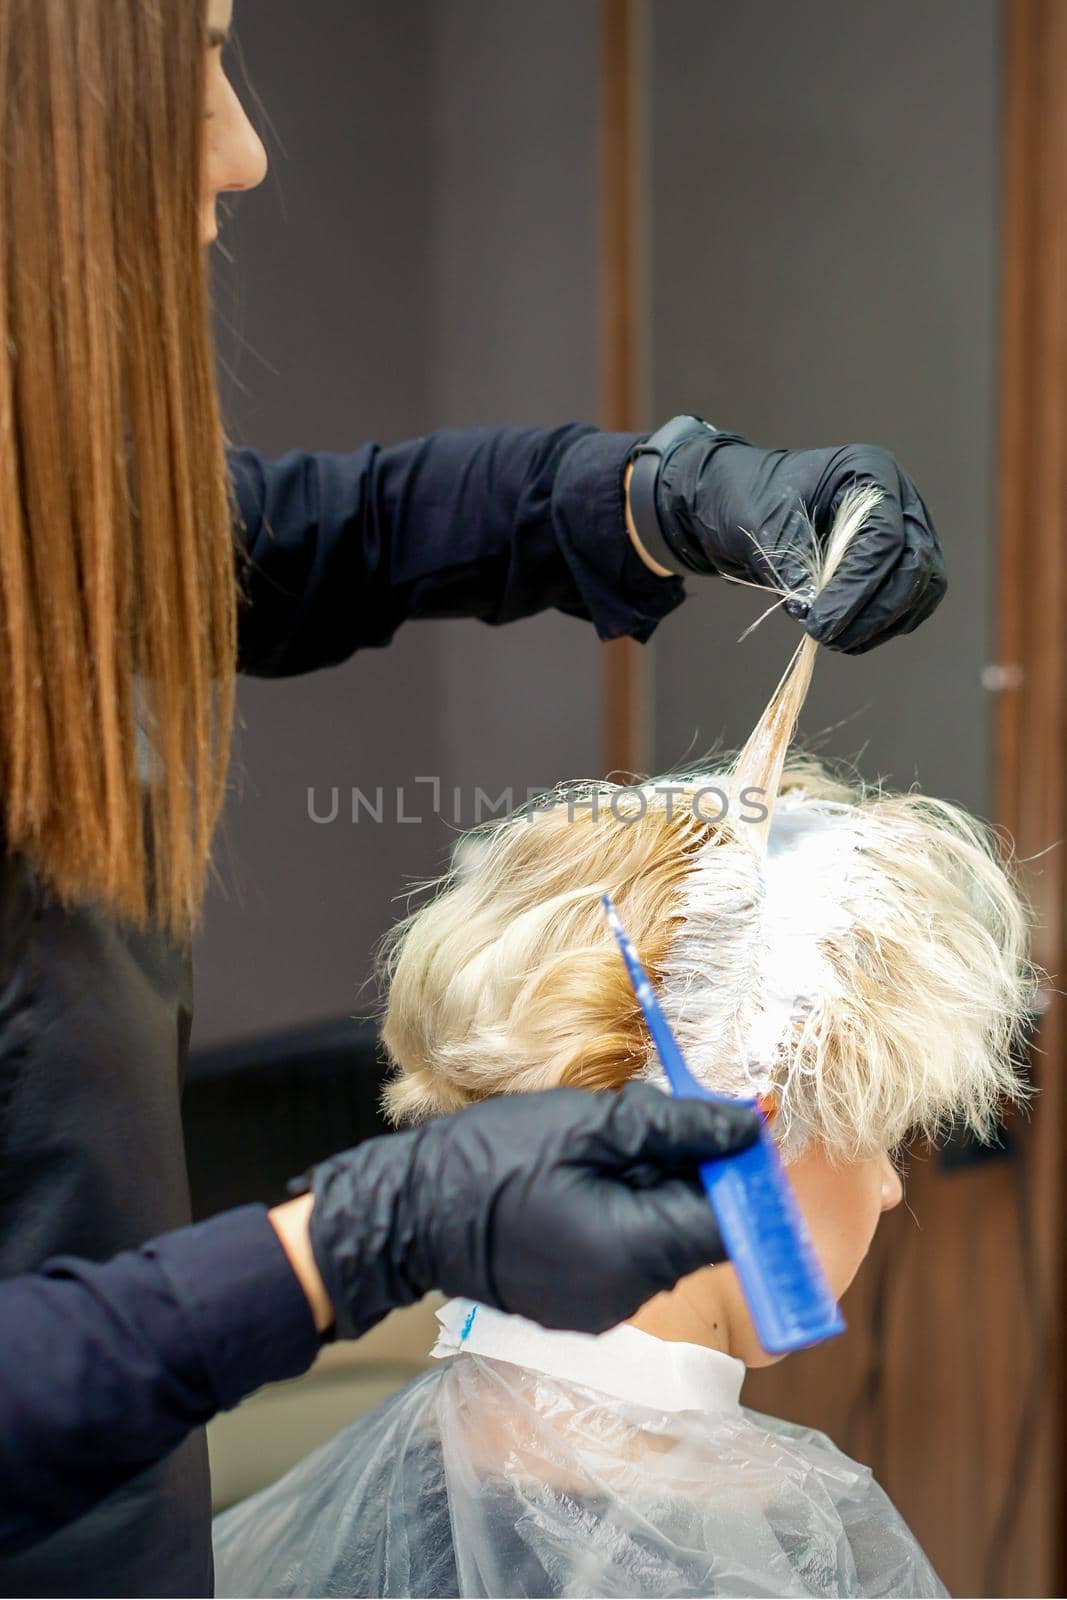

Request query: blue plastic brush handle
[
  {"left": 601, "top": 894, "right": 845, "bottom": 1355},
  {"left": 696, "top": 1118, "right": 845, "bottom": 1354}
]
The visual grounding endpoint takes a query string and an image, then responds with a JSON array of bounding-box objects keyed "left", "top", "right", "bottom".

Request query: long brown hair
[{"left": 0, "top": 0, "right": 236, "bottom": 936}]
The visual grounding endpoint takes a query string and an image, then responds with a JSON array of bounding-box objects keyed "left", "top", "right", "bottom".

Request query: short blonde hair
[
  {"left": 380, "top": 759, "right": 1032, "bottom": 1157},
  {"left": 381, "top": 491, "right": 1033, "bottom": 1157}
]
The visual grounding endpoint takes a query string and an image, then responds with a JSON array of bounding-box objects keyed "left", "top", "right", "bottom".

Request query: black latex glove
[
  {"left": 307, "top": 1083, "right": 759, "bottom": 1338},
  {"left": 651, "top": 423, "right": 945, "bottom": 654}
]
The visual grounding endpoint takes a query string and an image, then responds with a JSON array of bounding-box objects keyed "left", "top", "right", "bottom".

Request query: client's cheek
[
  {"left": 815, "top": 1224, "right": 869, "bottom": 1302},
  {"left": 825, "top": 1177, "right": 893, "bottom": 1299},
  {"left": 799, "top": 1186, "right": 879, "bottom": 1303}
]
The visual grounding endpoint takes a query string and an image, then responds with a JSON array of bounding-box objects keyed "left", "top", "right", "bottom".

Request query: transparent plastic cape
[{"left": 214, "top": 1308, "right": 945, "bottom": 1599}]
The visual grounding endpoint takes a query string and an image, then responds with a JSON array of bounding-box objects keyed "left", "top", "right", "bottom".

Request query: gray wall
[
  {"left": 648, "top": 0, "right": 1000, "bottom": 814},
  {"left": 427, "top": 2, "right": 601, "bottom": 804},
  {"left": 198, "top": 0, "right": 1001, "bottom": 1049},
  {"left": 197, "top": 1, "right": 601, "bottom": 1046}
]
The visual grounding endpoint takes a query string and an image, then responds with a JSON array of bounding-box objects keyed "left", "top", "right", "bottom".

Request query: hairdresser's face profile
[{"left": 201, "top": 0, "right": 267, "bottom": 247}]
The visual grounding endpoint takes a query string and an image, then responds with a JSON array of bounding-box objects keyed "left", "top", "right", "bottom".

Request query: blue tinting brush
[{"left": 602, "top": 892, "right": 845, "bottom": 1356}]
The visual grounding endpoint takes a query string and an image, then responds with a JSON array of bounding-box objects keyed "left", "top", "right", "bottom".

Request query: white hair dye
[{"left": 649, "top": 795, "right": 864, "bottom": 1106}]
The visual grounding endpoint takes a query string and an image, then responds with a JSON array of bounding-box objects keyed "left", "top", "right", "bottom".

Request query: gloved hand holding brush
[{"left": 305, "top": 1083, "right": 760, "bottom": 1338}]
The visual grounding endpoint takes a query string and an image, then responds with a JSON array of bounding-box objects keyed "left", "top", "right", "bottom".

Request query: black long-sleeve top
[
  {"left": 0, "top": 425, "right": 682, "bottom": 1594},
  {"left": 231, "top": 426, "right": 681, "bottom": 670}
]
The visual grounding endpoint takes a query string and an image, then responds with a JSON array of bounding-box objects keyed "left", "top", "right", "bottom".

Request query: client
[{"left": 214, "top": 492, "right": 1032, "bottom": 1598}]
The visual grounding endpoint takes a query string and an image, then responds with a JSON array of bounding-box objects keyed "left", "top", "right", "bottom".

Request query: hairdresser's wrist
[
  {"left": 625, "top": 416, "right": 756, "bottom": 580},
  {"left": 268, "top": 1194, "right": 335, "bottom": 1335},
  {"left": 625, "top": 463, "right": 675, "bottom": 578}
]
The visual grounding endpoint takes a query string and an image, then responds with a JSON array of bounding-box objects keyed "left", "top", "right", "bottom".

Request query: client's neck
[{"left": 625, "top": 1264, "right": 742, "bottom": 1360}]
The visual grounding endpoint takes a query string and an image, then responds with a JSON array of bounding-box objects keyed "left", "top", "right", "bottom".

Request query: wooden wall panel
[
  {"left": 602, "top": 1, "right": 1067, "bottom": 1592},
  {"left": 599, "top": 0, "right": 648, "bottom": 778},
  {"left": 741, "top": 4, "right": 1066, "bottom": 1589}
]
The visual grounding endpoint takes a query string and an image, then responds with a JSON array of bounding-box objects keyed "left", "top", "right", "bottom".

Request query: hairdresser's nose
[
  {"left": 207, "top": 78, "right": 268, "bottom": 205},
  {"left": 880, "top": 1154, "right": 904, "bottom": 1213},
  {"left": 219, "top": 85, "right": 268, "bottom": 195}
]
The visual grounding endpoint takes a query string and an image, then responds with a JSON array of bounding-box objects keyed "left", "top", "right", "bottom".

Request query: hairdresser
[{"left": 0, "top": 2, "right": 945, "bottom": 1596}]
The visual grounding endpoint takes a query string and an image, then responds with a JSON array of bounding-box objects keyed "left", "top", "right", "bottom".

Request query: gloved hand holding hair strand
[{"left": 630, "top": 417, "right": 945, "bottom": 654}]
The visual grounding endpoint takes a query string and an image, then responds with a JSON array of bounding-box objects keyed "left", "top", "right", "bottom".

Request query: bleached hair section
[
  {"left": 380, "top": 490, "right": 1033, "bottom": 1157},
  {"left": 730, "top": 484, "right": 882, "bottom": 847},
  {"left": 645, "top": 769, "right": 1033, "bottom": 1157}
]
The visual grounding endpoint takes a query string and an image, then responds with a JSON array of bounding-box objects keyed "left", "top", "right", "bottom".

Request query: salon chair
[
  {"left": 184, "top": 1015, "right": 391, "bottom": 1218},
  {"left": 183, "top": 1017, "right": 440, "bottom": 1511}
]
